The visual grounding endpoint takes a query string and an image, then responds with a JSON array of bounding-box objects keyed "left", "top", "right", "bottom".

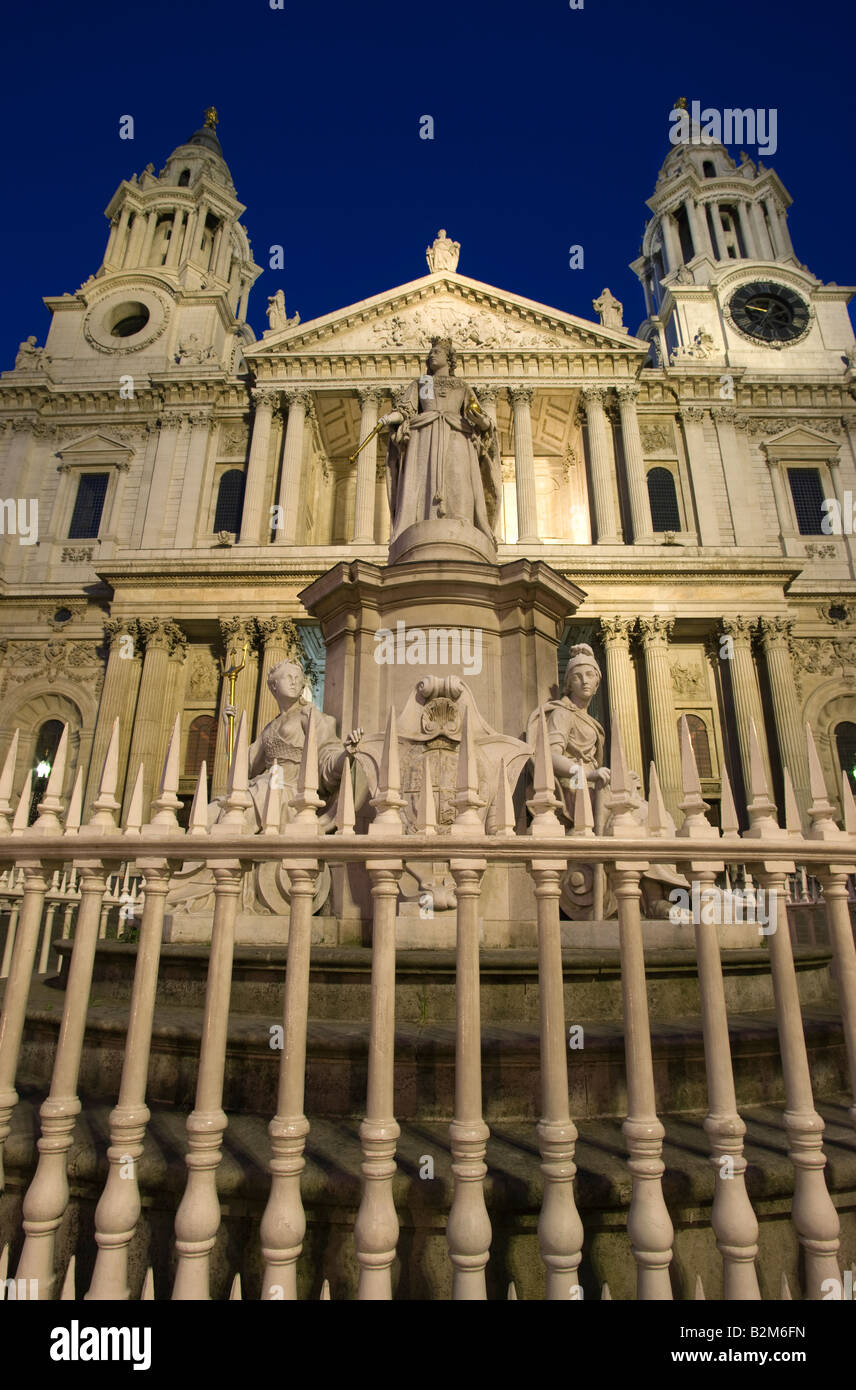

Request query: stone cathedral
[{"left": 2, "top": 107, "right": 856, "bottom": 838}]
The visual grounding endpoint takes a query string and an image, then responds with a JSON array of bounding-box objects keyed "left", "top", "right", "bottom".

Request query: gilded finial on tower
[
  {"left": 673, "top": 97, "right": 687, "bottom": 111},
  {"left": 204, "top": 106, "right": 219, "bottom": 129}
]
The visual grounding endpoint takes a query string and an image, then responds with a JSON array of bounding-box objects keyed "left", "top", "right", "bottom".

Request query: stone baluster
[
  {"left": 0, "top": 861, "right": 48, "bottom": 1190},
  {"left": 355, "top": 860, "right": 404, "bottom": 1298},
  {"left": 509, "top": 387, "right": 539, "bottom": 545},
  {"left": 85, "top": 621, "right": 142, "bottom": 816},
  {"left": 352, "top": 388, "right": 383, "bottom": 544},
  {"left": 757, "top": 618, "right": 810, "bottom": 820},
  {"left": 447, "top": 857, "right": 490, "bottom": 1298},
  {"left": 676, "top": 720, "right": 761, "bottom": 1297},
  {"left": 600, "top": 619, "right": 643, "bottom": 781},
  {"left": 258, "top": 857, "right": 317, "bottom": 1299},
  {"left": 240, "top": 387, "right": 280, "bottom": 544},
  {"left": 637, "top": 617, "right": 682, "bottom": 820},
  {"left": 172, "top": 715, "right": 250, "bottom": 1299},
  {"left": 720, "top": 618, "right": 774, "bottom": 805},
  {"left": 741, "top": 725, "right": 841, "bottom": 1297},
  {"left": 616, "top": 386, "right": 654, "bottom": 542},
  {"left": 678, "top": 407, "right": 720, "bottom": 545},
  {"left": 530, "top": 860, "right": 584, "bottom": 1298},
  {"left": 274, "top": 388, "right": 311, "bottom": 545},
  {"left": 581, "top": 387, "right": 621, "bottom": 544},
  {"left": 123, "top": 619, "right": 185, "bottom": 819},
  {"left": 606, "top": 718, "right": 674, "bottom": 1297}
]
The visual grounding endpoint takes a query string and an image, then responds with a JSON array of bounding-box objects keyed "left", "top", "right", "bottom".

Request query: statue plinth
[{"left": 387, "top": 519, "right": 497, "bottom": 567}]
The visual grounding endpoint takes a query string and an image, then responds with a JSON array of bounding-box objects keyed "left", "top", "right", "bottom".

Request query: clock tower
[{"left": 630, "top": 111, "right": 856, "bottom": 374}]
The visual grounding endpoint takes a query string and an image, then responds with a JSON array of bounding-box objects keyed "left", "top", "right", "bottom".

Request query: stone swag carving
[{"left": 525, "top": 644, "right": 688, "bottom": 920}]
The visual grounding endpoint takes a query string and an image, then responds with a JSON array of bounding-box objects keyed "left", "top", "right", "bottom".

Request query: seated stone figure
[
  {"left": 167, "top": 658, "right": 361, "bottom": 916},
  {"left": 526, "top": 644, "right": 687, "bottom": 919}
]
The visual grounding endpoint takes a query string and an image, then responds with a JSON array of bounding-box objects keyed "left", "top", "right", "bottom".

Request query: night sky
[{"left": 1, "top": 0, "right": 852, "bottom": 366}]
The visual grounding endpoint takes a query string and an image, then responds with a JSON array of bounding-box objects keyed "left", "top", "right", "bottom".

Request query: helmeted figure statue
[
  {"left": 379, "top": 337, "right": 500, "bottom": 561},
  {"left": 526, "top": 644, "right": 687, "bottom": 919}
]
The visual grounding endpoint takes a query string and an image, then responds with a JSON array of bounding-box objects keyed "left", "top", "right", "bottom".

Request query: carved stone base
[{"left": 387, "top": 519, "right": 497, "bottom": 566}]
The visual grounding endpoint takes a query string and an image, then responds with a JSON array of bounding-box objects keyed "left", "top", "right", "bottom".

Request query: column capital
[
  {"left": 509, "top": 385, "right": 534, "bottom": 406},
  {"left": 600, "top": 616, "right": 636, "bottom": 646},
  {"left": 616, "top": 383, "right": 641, "bottom": 405},
  {"left": 251, "top": 385, "right": 281, "bottom": 410},
  {"left": 283, "top": 387, "right": 312, "bottom": 409},
  {"left": 474, "top": 383, "right": 498, "bottom": 406},
  {"left": 720, "top": 615, "right": 755, "bottom": 642},
  {"left": 757, "top": 616, "right": 794, "bottom": 648},
  {"left": 581, "top": 385, "right": 608, "bottom": 408},
  {"left": 357, "top": 386, "right": 385, "bottom": 407},
  {"left": 138, "top": 618, "right": 186, "bottom": 654},
  {"left": 219, "top": 616, "right": 258, "bottom": 653},
  {"left": 256, "top": 616, "right": 300, "bottom": 649},
  {"left": 711, "top": 404, "right": 737, "bottom": 425},
  {"left": 158, "top": 409, "right": 187, "bottom": 430},
  {"left": 638, "top": 615, "right": 674, "bottom": 645},
  {"left": 103, "top": 617, "right": 138, "bottom": 651},
  {"left": 679, "top": 404, "right": 707, "bottom": 425}
]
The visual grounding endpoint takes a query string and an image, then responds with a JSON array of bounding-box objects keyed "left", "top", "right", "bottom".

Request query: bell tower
[
  {"left": 630, "top": 104, "right": 855, "bottom": 372},
  {"left": 41, "top": 109, "right": 262, "bottom": 376}
]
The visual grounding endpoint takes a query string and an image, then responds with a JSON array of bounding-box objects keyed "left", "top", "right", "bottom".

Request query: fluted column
[
  {"left": 211, "top": 619, "right": 259, "bottom": 797},
  {"left": 240, "top": 387, "right": 281, "bottom": 544},
  {"left": 679, "top": 406, "right": 720, "bottom": 545},
  {"left": 600, "top": 619, "right": 643, "bottom": 781},
  {"left": 139, "top": 210, "right": 159, "bottom": 266},
  {"left": 638, "top": 617, "right": 682, "bottom": 819},
  {"left": 86, "top": 620, "right": 142, "bottom": 815},
  {"left": 582, "top": 387, "right": 621, "bottom": 544},
  {"left": 616, "top": 386, "right": 653, "bottom": 543},
  {"left": 736, "top": 204, "right": 757, "bottom": 258},
  {"left": 352, "top": 388, "right": 382, "bottom": 544},
  {"left": 274, "top": 389, "right": 311, "bottom": 545},
  {"left": 165, "top": 209, "right": 186, "bottom": 268},
  {"left": 720, "top": 617, "right": 774, "bottom": 801},
  {"left": 660, "top": 211, "right": 682, "bottom": 272},
  {"left": 684, "top": 198, "right": 710, "bottom": 259},
  {"left": 123, "top": 620, "right": 185, "bottom": 818},
  {"left": 758, "top": 618, "right": 810, "bottom": 819},
  {"left": 510, "top": 387, "right": 539, "bottom": 545},
  {"left": 256, "top": 618, "right": 303, "bottom": 734}
]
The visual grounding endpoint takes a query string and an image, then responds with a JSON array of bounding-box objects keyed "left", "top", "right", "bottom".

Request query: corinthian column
[
  {"left": 600, "top": 619, "right": 643, "bottom": 780},
  {"left": 240, "top": 387, "right": 281, "bottom": 544},
  {"left": 679, "top": 406, "right": 720, "bottom": 546},
  {"left": 85, "top": 620, "right": 143, "bottom": 815},
  {"left": 211, "top": 619, "right": 259, "bottom": 797},
  {"left": 255, "top": 618, "right": 304, "bottom": 734},
  {"left": 123, "top": 620, "right": 186, "bottom": 818},
  {"left": 616, "top": 386, "right": 653, "bottom": 543},
  {"left": 274, "top": 389, "right": 311, "bottom": 545},
  {"left": 352, "top": 388, "right": 382, "bottom": 544},
  {"left": 510, "top": 387, "right": 539, "bottom": 545},
  {"left": 638, "top": 616, "right": 682, "bottom": 819},
  {"left": 758, "top": 618, "right": 810, "bottom": 819},
  {"left": 581, "top": 387, "right": 621, "bottom": 544},
  {"left": 720, "top": 617, "right": 773, "bottom": 801}
]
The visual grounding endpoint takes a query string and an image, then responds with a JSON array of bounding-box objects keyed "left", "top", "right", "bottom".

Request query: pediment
[
  {"left": 57, "top": 432, "right": 134, "bottom": 457},
  {"left": 762, "top": 425, "right": 840, "bottom": 455},
  {"left": 246, "top": 272, "right": 646, "bottom": 359}
]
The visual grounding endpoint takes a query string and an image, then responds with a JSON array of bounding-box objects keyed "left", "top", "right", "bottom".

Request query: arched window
[
  {"left": 682, "top": 714, "right": 713, "bottom": 777},
  {"left": 213, "top": 469, "right": 245, "bottom": 534},
  {"left": 835, "top": 721, "right": 856, "bottom": 794},
  {"left": 28, "top": 719, "right": 65, "bottom": 825},
  {"left": 178, "top": 169, "right": 191, "bottom": 187},
  {"left": 647, "top": 467, "right": 681, "bottom": 532},
  {"left": 185, "top": 715, "right": 217, "bottom": 778}
]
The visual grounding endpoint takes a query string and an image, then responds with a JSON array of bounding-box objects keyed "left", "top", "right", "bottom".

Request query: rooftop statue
[{"left": 425, "top": 228, "right": 460, "bottom": 272}]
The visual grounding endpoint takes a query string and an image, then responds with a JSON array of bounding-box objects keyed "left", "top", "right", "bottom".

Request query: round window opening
[
  {"left": 829, "top": 604, "right": 848, "bottom": 623},
  {"left": 53, "top": 608, "right": 73, "bottom": 624},
  {"left": 109, "top": 302, "right": 150, "bottom": 338}
]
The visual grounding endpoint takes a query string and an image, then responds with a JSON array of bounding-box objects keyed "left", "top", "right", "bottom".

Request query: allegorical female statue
[
  {"left": 167, "top": 658, "right": 362, "bottom": 918},
  {"left": 526, "top": 644, "right": 687, "bottom": 919},
  {"left": 379, "top": 337, "right": 501, "bottom": 562}
]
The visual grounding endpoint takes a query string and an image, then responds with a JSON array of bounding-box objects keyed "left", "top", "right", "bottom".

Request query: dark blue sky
[{"left": 2, "top": 0, "right": 853, "bottom": 367}]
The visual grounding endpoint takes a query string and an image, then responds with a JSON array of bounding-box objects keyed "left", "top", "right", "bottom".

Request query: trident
[
  {"left": 220, "top": 641, "right": 248, "bottom": 769},
  {"left": 349, "top": 418, "right": 386, "bottom": 465}
]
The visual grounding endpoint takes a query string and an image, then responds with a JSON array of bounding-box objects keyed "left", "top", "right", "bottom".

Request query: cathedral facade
[{"left": 2, "top": 109, "right": 856, "bottom": 831}]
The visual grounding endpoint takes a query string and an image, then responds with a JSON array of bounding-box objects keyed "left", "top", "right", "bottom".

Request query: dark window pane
[
  {"left": 213, "top": 469, "right": 245, "bottom": 533},
  {"left": 788, "top": 468, "right": 826, "bottom": 535},
  {"left": 185, "top": 715, "right": 217, "bottom": 778},
  {"left": 683, "top": 713, "right": 713, "bottom": 777},
  {"left": 835, "top": 721, "right": 856, "bottom": 795},
  {"left": 68, "top": 473, "right": 108, "bottom": 539},
  {"left": 647, "top": 467, "right": 681, "bottom": 532}
]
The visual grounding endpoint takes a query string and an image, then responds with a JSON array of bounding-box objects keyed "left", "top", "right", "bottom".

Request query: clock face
[{"left": 728, "top": 281, "right": 810, "bottom": 343}]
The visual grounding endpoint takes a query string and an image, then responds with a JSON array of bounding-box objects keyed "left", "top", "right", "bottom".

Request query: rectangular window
[
  {"left": 67, "top": 473, "right": 108, "bottom": 539},
  {"left": 787, "top": 467, "right": 826, "bottom": 535}
]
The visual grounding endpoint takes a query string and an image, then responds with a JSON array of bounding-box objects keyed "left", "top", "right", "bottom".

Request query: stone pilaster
[
  {"left": 123, "top": 620, "right": 186, "bottom": 819},
  {"left": 678, "top": 406, "right": 720, "bottom": 545},
  {"left": 274, "top": 388, "right": 311, "bottom": 545},
  {"left": 352, "top": 388, "right": 383, "bottom": 544},
  {"left": 255, "top": 617, "right": 304, "bottom": 734},
  {"left": 509, "top": 387, "right": 539, "bottom": 545},
  {"left": 720, "top": 616, "right": 774, "bottom": 801},
  {"left": 711, "top": 406, "right": 758, "bottom": 548},
  {"left": 85, "top": 619, "right": 143, "bottom": 816},
  {"left": 827, "top": 455, "right": 856, "bottom": 578},
  {"left": 757, "top": 618, "right": 810, "bottom": 819},
  {"left": 240, "top": 387, "right": 280, "bottom": 544},
  {"left": 600, "top": 618, "right": 643, "bottom": 781},
  {"left": 172, "top": 411, "right": 214, "bottom": 547},
  {"left": 581, "top": 387, "right": 621, "bottom": 544},
  {"left": 616, "top": 386, "right": 653, "bottom": 543},
  {"left": 211, "top": 618, "right": 259, "bottom": 797},
  {"left": 638, "top": 616, "right": 682, "bottom": 820},
  {"left": 141, "top": 411, "right": 184, "bottom": 548}
]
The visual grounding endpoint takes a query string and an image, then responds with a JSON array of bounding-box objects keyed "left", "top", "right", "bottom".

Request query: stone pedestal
[{"left": 299, "top": 557, "right": 585, "bottom": 741}]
